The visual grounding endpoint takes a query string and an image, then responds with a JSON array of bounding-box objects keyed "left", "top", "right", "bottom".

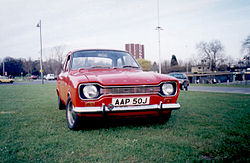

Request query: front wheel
[
  {"left": 58, "top": 94, "right": 66, "bottom": 110},
  {"left": 66, "top": 97, "right": 81, "bottom": 130}
]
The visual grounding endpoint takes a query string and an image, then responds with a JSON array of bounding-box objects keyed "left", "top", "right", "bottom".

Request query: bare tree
[
  {"left": 196, "top": 40, "right": 224, "bottom": 71},
  {"left": 22, "top": 57, "right": 34, "bottom": 74},
  {"left": 44, "top": 45, "right": 67, "bottom": 75},
  {"left": 52, "top": 45, "right": 67, "bottom": 74},
  {"left": 151, "top": 62, "right": 158, "bottom": 72},
  {"left": 242, "top": 35, "right": 250, "bottom": 67},
  {"left": 161, "top": 60, "right": 170, "bottom": 74},
  {"left": 183, "top": 58, "right": 196, "bottom": 73},
  {"left": 170, "top": 55, "right": 178, "bottom": 67},
  {"left": 242, "top": 35, "right": 250, "bottom": 56},
  {"left": 51, "top": 45, "right": 67, "bottom": 65},
  {"left": 224, "top": 56, "right": 236, "bottom": 67},
  {"left": 178, "top": 59, "right": 184, "bottom": 67}
]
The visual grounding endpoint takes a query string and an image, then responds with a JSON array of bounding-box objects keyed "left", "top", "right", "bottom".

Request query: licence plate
[{"left": 112, "top": 97, "right": 150, "bottom": 106}]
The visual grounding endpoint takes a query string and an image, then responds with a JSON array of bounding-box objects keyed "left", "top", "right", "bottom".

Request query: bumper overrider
[{"left": 73, "top": 103, "right": 180, "bottom": 114}]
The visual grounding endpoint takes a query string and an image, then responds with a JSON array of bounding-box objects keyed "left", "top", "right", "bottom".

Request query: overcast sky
[{"left": 0, "top": 0, "right": 250, "bottom": 63}]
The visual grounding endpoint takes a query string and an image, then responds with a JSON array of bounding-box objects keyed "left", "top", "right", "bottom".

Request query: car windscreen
[
  {"left": 169, "top": 73, "right": 187, "bottom": 79},
  {"left": 71, "top": 50, "right": 140, "bottom": 70}
]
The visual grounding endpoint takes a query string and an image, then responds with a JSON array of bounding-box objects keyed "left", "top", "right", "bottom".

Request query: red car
[
  {"left": 28, "top": 75, "right": 38, "bottom": 80},
  {"left": 57, "top": 49, "right": 181, "bottom": 130}
]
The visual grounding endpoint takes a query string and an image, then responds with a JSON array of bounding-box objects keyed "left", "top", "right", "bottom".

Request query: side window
[
  {"left": 117, "top": 57, "right": 125, "bottom": 68},
  {"left": 65, "top": 55, "right": 71, "bottom": 72}
]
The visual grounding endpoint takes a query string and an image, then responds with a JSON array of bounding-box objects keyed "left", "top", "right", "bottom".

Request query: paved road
[
  {"left": 189, "top": 86, "right": 250, "bottom": 94},
  {"left": 0, "top": 80, "right": 57, "bottom": 86}
]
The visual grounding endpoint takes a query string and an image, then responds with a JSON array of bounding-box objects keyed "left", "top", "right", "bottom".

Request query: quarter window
[{"left": 65, "top": 55, "right": 71, "bottom": 72}]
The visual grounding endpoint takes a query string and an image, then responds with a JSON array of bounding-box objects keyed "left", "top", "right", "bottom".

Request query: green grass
[{"left": 0, "top": 84, "right": 249, "bottom": 162}]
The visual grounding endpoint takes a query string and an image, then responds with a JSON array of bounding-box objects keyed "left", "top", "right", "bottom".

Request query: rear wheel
[
  {"left": 180, "top": 84, "right": 183, "bottom": 90},
  {"left": 66, "top": 97, "right": 81, "bottom": 130},
  {"left": 183, "top": 82, "right": 188, "bottom": 91}
]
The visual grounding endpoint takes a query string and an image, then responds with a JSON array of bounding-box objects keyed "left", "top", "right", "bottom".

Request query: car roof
[{"left": 70, "top": 49, "right": 129, "bottom": 54}]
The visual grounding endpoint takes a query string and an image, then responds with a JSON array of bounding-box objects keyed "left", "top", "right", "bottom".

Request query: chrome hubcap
[{"left": 67, "top": 101, "right": 76, "bottom": 126}]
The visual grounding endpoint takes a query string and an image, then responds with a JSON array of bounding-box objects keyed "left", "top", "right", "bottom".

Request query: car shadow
[{"left": 78, "top": 117, "right": 168, "bottom": 131}]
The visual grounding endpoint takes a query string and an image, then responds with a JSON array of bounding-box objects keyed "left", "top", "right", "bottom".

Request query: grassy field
[{"left": 0, "top": 84, "right": 249, "bottom": 162}]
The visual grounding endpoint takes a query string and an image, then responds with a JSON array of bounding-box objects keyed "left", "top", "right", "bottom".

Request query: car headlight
[
  {"left": 83, "top": 85, "right": 99, "bottom": 99},
  {"left": 178, "top": 79, "right": 184, "bottom": 84},
  {"left": 162, "top": 83, "right": 174, "bottom": 95}
]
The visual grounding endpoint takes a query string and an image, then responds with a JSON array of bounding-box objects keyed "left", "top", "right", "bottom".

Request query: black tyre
[
  {"left": 180, "top": 84, "right": 183, "bottom": 90},
  {"left": 158, "top": 112, "right": 172, "bottom": 124},
  {"left": 184, "top": 86, "right": 188, "bottom": 91},
  {"left": 58, "top": 94, "right": 66, "bottom": 110},
  {"left": 66, "top": 97, "right": 81, "bottom": 130}
]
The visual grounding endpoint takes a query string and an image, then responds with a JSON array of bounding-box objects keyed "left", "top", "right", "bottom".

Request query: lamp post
[
  {"left": 155, "top": 0, "right": 163, "bottom": 74},
  {"left": 36, "top": 20, "right": 44, "bottom": 84}
]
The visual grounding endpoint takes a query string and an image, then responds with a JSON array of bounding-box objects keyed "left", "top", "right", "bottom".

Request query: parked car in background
[
  {"left": 57, "top": 49, "right": 181, "bottom": 130},
  {"left": 0, "top": 76, "right": 14, "bottom": 83},
  {"left": 45, "top": 74, "right": 56, "bottom": 80},
  {"left": 168, "top": 73, "right": 189, "bottom": 90},
  {"left": 28, "top": 75, "right": 38, "bottom": 80}
]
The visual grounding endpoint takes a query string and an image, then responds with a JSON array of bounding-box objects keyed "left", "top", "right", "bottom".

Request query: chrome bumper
[{"left": 73, "top": 103, "right": 180, "bottom": 113}]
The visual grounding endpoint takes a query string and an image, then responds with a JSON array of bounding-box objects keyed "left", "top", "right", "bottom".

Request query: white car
[{"left": 46, "top": 74, "right": 55, "bottom": 80}]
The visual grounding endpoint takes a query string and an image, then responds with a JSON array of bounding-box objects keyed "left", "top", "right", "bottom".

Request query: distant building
[
  {"left": 191, "top": 65, "right": 211, "bottom": 74},
  {"left": 191, "top": 59, "right": 210, "bottom": 74},
  {"left": 125, "top": 43, "right": 144, "bottom": 59}
]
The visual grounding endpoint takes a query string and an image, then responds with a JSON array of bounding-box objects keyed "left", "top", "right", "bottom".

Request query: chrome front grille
[{"left": 100, "top": 86, "right": 160, "bottom": 95}]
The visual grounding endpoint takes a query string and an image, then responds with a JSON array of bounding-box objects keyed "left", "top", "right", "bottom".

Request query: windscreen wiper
[
  {"left": 122, "top": 65, "right": 139, "bottom": 69},
  {"left": 90, "top": 66, "right": 111, "bottom": 69}
]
